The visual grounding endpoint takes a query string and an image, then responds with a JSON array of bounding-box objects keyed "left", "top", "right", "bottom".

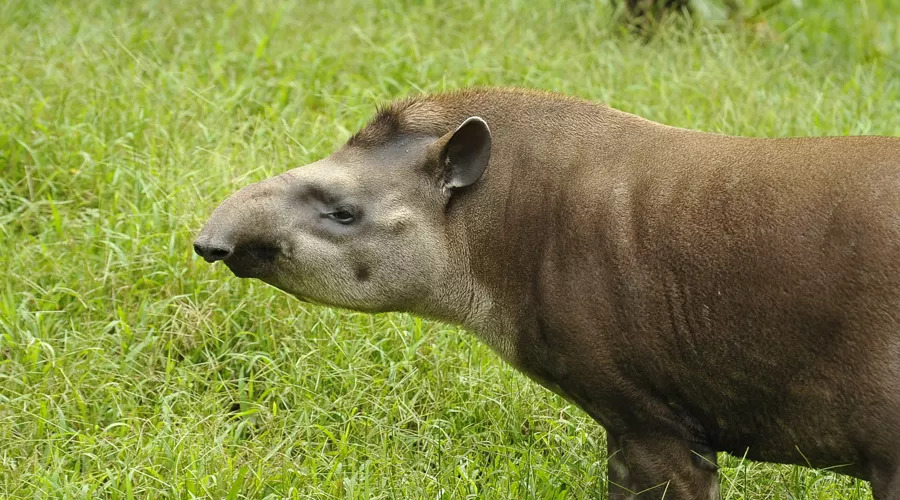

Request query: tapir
[{"left": 194, "top": 88, "right": 900, "bottom": 499}]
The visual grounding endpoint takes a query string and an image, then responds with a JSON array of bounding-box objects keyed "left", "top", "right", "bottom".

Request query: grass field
[{"left": 2, "top": 0, "right": 899, "bottom": 497}]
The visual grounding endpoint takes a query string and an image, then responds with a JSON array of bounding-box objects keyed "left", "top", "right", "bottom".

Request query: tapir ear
[{"left": 437, "top": 116, "right": 491, "bottom": 190}]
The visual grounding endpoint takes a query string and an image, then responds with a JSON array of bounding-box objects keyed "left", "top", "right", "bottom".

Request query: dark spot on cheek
[
  {"left": 391, "top": 218, "right": 412, "bottom": 235},
  {"left": 355, "top": 264, "right": 370, "bottom": 281}
]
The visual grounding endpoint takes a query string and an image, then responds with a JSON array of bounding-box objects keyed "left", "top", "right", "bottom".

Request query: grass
[{"left": 1, "top": 0, "right": 898, "bottom": 497}]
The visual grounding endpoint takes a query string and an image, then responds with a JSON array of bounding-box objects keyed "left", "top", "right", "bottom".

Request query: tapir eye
[{"left": 327, "top": 207, "right": 356, "bottom": 224}]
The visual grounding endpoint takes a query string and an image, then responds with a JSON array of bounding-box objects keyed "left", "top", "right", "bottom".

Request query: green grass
[{"left": 1, "top": 0, "right": 898, "bottom": 497}]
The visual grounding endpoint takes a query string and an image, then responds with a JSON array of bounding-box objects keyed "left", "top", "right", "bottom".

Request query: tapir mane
[{"left": 346, "top": 87, "right": 597, "bottom": 149}]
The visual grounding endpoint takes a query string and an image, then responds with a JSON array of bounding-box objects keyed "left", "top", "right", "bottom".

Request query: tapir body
[{"left": 195, "top": 88, "right": 900, "bottom": 498}]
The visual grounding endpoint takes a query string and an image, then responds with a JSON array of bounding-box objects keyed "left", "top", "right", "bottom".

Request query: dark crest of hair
[
  {"left": 347, "top": 103, "right": 406, "bottom": 148},
  {"left": 345, "top": 93, "right": 470, "bottom": 148},
  {"left": 345, "top": 87, "right": 574, "bottom": 149}
]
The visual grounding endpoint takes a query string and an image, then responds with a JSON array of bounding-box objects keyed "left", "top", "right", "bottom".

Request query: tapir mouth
[{"left": 223, "top": 243, "right": 281, "bottom": 279}]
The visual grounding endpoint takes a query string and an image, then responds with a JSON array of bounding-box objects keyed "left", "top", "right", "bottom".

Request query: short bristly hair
[
  {"left": 346, "top": 87, "right": 593, "bottom": 149},
  {"left": 347, "top": 97, "right": 457, "bottom": 148}
]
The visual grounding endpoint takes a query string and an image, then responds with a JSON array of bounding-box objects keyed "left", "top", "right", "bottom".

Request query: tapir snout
[{"left": 194, "top": 174, "right": 293, "bottom": 278}]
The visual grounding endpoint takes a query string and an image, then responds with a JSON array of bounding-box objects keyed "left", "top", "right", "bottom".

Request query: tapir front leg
[
  {"left": 871, "top": 463, "right": 900, "bottom": 500},
  {"left": 606, "top": 432, "right": 721, "bottom": 499},
  {"left": 607, "top": 432, "right": 636, "bottom": 499}
]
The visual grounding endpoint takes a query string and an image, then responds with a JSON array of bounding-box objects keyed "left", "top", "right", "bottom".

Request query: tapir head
[{"left": 194, "top": 115, "right": 491, "bottom": 313}]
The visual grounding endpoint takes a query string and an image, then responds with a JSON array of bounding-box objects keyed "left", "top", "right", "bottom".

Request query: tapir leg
[
  {"left": 871, "top": 464, "right": 900, "bottom": 500},
  {"left": 607, "top": 432, "right": 720, "bottom": 499},
  {"left": 607, "top": 433, "right": 633, "bottom": 499}
]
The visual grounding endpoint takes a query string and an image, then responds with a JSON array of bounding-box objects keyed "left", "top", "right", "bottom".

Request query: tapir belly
[{"left": 526, "top": 301, "right": 900, "bottom": 474}]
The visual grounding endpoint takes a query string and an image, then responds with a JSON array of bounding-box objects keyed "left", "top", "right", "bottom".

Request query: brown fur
[{"left": 197, "top": 88, "right": 900, "bottom": 499}]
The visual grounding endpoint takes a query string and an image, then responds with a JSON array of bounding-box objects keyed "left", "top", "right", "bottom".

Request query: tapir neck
[{"left": 431, "top": 99, "right": 639, "bottom": 362}]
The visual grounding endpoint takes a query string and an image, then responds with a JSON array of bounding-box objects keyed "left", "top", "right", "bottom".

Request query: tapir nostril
[{"left": 193, "top": 240, "right": 234, "bottom": 263}]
